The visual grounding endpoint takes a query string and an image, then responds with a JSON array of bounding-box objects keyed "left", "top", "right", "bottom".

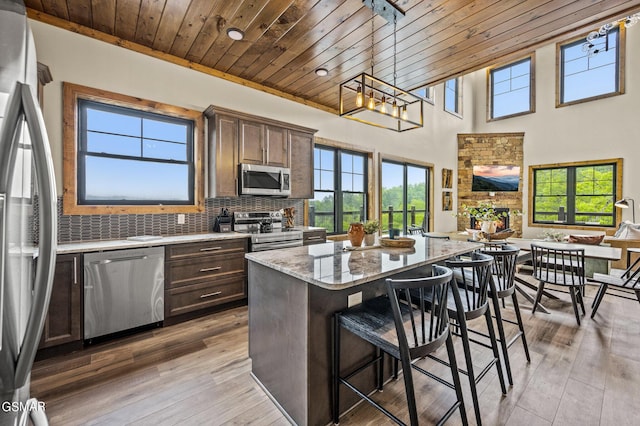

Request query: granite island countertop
[{"left": 245, "top": 237, "right": 482, "bottom": 290}]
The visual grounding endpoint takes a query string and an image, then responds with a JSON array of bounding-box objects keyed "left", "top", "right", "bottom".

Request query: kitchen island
[{"left": 246, "top": 237, "right": 481, "bottom": 425}]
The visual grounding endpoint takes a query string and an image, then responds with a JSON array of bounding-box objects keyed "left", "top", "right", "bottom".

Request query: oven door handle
[{"left": 252, "top": 240, "right": 303, "bottom": 252}]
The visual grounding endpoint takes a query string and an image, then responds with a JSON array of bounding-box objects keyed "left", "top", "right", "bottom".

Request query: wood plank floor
[{"left": 31, "top": 277, "right": 640, "bottom": 425}]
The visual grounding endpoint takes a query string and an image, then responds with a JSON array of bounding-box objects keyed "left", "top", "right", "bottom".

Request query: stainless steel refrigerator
[{"left": 0, "top": 1, "right": 57, "bottom": 425}]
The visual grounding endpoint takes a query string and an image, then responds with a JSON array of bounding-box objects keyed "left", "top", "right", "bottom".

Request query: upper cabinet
[
  {"left": 288, "top": 130, "right": 313, "bottom": 199},
  {"left": 238, "top": 121, "right": 289, "bottom": 168},
  {"left": 205, "top": 106, "right": 316, "bottom": 198}
]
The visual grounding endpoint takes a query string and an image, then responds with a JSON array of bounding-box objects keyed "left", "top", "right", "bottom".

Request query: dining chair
[
  {"left": 591, "top": 256, "right": 640, "bottom": 318},
  {"left": 480, "top": 245, "right": 531, "bottom": 386},
  {"left": 333, "top": 265, "right": 467, "bottom": 426},
  {"left": 530, "top": 244, "right": 586, "bottom": 325}
]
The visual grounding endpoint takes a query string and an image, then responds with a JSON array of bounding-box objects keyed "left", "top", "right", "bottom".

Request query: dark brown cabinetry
[
  {"left": 205, "top": 106, "right": 316, "bottom": 198},
  {"left": 303, "top": 229, "right": 327, "bottom": 245},
  {"left": 210, "top": 114, "right": 238, "bottom": 197},
  {"left": 165, "top": 239, "right": 248, "bottom": 318},
  {"left": 238, "top": 121, "right": 289, "bottom": 168},
  {"left": 289, "top": 130, "right": 314, "bottom": 199},
  {"left": 39, "top": 253, "right": 82, "bottom": 349}
]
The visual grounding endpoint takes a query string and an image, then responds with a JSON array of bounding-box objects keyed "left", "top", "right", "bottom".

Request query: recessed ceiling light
[
  {"left": 315, "top": 68, "right": 329, "bottom": 77},
  {"left": 226, "top": 28, "right": 244, "bottom": 41}
]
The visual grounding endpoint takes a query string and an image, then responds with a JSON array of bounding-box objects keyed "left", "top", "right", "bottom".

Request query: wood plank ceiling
[{"left": 26, "top": 0, "right": 640, "bottom": 113}]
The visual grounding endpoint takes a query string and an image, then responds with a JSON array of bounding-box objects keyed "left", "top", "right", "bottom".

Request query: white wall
[
  {"left": 470, "top": 26, "right": 640, "bottom": 238},
  {"left": 30, "top": 19, "right": 472, "bottom": 230}
]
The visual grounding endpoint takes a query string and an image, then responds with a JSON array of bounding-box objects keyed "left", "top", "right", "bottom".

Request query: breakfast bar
[{"left": 245, "top": 237, "right": 481, "bottom": 425}]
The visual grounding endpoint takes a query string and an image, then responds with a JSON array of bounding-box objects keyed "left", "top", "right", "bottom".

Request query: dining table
[{"left": 501, "top": 238, "right": 622, "bottom": 313}]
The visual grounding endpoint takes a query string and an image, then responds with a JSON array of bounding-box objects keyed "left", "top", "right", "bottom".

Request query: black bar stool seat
[{"left": 333, "top": 265, "right": 467, "bottom": 426}]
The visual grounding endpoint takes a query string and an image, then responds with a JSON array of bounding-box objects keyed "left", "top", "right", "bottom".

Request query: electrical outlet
[
  {"left": 177, "top": 214, "right": 186, "bottom": 224},
  {"left": 347, "top": 291, "right": 362, "bottom": 308}
]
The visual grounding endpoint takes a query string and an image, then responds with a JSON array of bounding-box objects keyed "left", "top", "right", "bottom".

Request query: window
[
  {"left": 381, "top": 159, "right": 430, "bottom": 233},
  {"left": 63, "top": 83, "right": 204, "bottom": 214},
  {"left": 530, "top": 159, "right": 622, "bottom": 228},
  {"left": 78, "top": 100, "right": 193, "bottom": 205},
  {"left": 411, "top": 85, "right": 434, "bottom": 104},
  {"left": 444, "top": 77, "right": 462, "bottom": 116},
  {"left": 488, "top": 56, "right": 534, "bottom": 120},
  {"left": 558, "top": 26, "right": 624, "bottom": 106},
  {"left": 309, "top": 145, "right": 368, "bottom": 234}
]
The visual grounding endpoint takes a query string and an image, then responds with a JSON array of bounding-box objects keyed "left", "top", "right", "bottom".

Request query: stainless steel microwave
[{"left": 239, "top": 163, "right": 291, "bottom": 197}]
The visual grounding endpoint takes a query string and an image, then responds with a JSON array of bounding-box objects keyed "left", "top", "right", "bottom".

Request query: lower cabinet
[
  {"left": 165, "top": 238, "right": 248, "bottom": 318},
  {"left": 39, "top": 253, "right": 83, "bottom": 349}
]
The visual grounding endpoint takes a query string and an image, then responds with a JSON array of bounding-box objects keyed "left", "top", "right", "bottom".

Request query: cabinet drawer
[
  {"left": 166, "top": 239, "right": 247, "bottom": 260},
  {"left": 166, "top": 276, "right": 246, "bottom": 317},
  {"left": 167, "top": 252, "right": 245, "bottom": 287},
  {"left": 303, "top": 229, "right": 326, "bottom": 245}
]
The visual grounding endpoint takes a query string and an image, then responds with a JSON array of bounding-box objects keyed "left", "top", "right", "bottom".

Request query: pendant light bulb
[
  {"left": 367, "top": 91, "right": 375, "bottom": 110},
  {"left": 356, "top": 85, "right": 363, "bottom": 108},
  {"left": 401, "top": 105, "right": 408, "bottom": 120},
  {"left": 380, "top": 96, "right": 387, "bottom": 114},
  {"left": 392, "top": 100, "right": 398, "bottom": 118}
]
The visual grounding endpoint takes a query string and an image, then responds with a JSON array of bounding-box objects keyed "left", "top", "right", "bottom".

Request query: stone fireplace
[
  {"left": 457, "top": 133, "right": 524, "bottom": 237},
  {"left": 470, "top": 208, "right": 510, "bottom": 232}
]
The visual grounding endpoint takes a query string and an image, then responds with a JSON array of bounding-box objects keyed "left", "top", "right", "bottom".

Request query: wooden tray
[{"left": 379, "top": 237, "right": 416, "bottom": 248}]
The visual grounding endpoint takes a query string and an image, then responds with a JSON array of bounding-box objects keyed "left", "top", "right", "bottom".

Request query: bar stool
[
  {"left": 424, "top": 252, "right": 507, "bottom": 426},
  {"left": 332, "top": 265, "right": 467, "bottom": 425},
  {"left": 480, "top": 245, "right": 531, "bottom": 386}
]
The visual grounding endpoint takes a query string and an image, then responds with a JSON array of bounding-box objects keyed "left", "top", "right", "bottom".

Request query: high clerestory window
[
  {"left": 444, "top": 77, "right": 462, "bottom": 117},
  {"left": 557, "top": 26, "right": 625, "bottom": 107},
  {"left": 488, "top": 55, "right": 535, "bottom": 120}
]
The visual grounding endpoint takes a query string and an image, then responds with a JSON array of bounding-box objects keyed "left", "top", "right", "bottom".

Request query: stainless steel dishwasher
[{"left": 84, "top": 246, "right": 165, "bottom": 340}]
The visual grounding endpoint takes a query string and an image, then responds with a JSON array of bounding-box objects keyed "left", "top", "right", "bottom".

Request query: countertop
[
  {"left": 56, "top": 227, "right": 326, "bottom": 254},
  {"left": 245, "top": 237, "right": 482, "bottom": 290},
  {"left": 57, "top": 232, "right": 251, "bottom": 254}
]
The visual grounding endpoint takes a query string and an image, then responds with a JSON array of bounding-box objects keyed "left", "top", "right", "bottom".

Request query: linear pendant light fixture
[{"left": 339, "top": 0, "right": 423, "bottom": 132}]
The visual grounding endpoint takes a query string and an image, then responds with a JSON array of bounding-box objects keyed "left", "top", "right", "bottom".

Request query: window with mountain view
[
  {"left": 309, "top": 145, "right": 368, "bottom": 234},
  {"left": 381, "top": 160, "right": 430, "bottom": 233},
  {"left": 531, "top": 159, "right": 621, "bottom": 227}
]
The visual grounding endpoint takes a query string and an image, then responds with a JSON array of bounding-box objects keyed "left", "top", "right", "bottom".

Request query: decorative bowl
[{"left": 379, "top": 237, "right": 416, "bottom": 248}]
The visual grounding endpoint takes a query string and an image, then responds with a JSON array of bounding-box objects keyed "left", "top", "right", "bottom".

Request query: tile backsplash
[{"left": 45, "top": 197, "right": 304, "bottom": 243}]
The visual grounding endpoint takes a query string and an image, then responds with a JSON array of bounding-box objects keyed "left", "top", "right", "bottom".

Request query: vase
[
  {"left": 347, "top": 222, "right": 365, "bottom": 247},
  {"left": 363, "top": 233, "right": 376, "bottom": 246},
  {"left": 480, "top": 220, "right": 497, "bottom": 234}
]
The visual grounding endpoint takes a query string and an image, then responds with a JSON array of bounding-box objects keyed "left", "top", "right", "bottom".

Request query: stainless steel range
[{"left": 233, "top": 211, "right": 304, "bottom": 252}]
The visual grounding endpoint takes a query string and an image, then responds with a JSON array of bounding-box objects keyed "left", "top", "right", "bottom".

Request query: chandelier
[
  {"left": 339, "top": 0, "right": 423, "bottom": 132},
  {"left": 583, "top": 12, "right": 640, "bottom": 56}
]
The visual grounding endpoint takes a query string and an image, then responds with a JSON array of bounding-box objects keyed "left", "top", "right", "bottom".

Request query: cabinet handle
[
  {"left": 200, "top": 266, "right": 222, "bottom": 272},
  {"left": 200, "top": 247, "right": 222, "bottom": 252},
  {"left": 73, "top": 256, "right": 78, "bottom": 285},
  {"left": 307, "top": 236, "right": 323, "bottom": 240},
  {"left": 200, "top": 291, "right": 222, "bottom": 299}
]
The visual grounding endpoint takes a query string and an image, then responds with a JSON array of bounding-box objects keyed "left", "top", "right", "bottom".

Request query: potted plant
[
  {"left": 456, "top": 203, "right": 519, "bottom": 234},
  {"left": 363, "top": 220, "right": 380, "bottom": 246}
]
